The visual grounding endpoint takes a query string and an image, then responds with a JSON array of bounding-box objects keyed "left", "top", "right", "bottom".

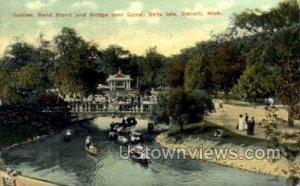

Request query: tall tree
[
  {"left": 54, "top": 27, "right": 104, "bottom": 96},
  {"left": 233, "top": 63, "right": 276, "bottom": 105},
  {"left": 184, "top": 53, "right": 213, "bottom": 92},
  {"left": 168, "top": 61, "right": 185, "bottom": 88},
  {"left": 232, "top": 0, "right": 300, "bottom": 125},
  {"left": 212, "top": 41, "right": 244, "bottom": 99},
  {"left": 138, "top": 47, "right": 167, "bottom": 87},
  {"left": 277, "top": 58, "right": 300, "bottom": 125}
]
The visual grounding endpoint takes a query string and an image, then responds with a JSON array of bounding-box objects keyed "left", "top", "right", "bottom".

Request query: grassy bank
[
  {"left": 168, "top": 121, "right": 268, "bottom": 146},
  {"left": 157, "top": 121, "right": 300, "bottom": 179}
]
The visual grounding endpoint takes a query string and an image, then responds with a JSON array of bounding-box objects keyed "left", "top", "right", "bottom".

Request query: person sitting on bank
[{"left": 214, "top": 129, "right": 224, "bottom": 138}]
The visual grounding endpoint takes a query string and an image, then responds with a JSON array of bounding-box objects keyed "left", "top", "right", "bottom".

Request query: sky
[{"left": 0, "top": 0, "right": 281, "bottom": 56}]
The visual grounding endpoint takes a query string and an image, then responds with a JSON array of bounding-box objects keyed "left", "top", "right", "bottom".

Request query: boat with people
[
  {"left": 117, "top": 135, "right": 129, "bottom": 145},
  {"left": 129, "top": 145, "right": 149, "bottom": 165},
  {"left": 85, "top": 144, "right": 98, "bottom": 155},
  {"left": 130, "top": 131, "right": 143, "bottom": 144},
  {"left": 85, "top": 136, "right": 98, "bottom": 155},
  {"left": 109, "top": 117, "right": 137, "bottom": 134}
]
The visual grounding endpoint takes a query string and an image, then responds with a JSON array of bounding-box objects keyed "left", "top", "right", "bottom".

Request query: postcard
[{"left": 0, "top": 0, "right": 299, "bottom": 186}]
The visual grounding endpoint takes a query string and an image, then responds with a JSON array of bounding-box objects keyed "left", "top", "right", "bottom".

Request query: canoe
[
  {"left": 85, "top": 146, "right": 98, "bottom": 155},
  {"left": 130, "top": 146, "right": 149, "bottom": 165}
]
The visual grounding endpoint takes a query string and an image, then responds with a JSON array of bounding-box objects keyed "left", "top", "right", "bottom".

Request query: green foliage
[
  {"left": 168, "top": 61, "right": 184, "bottom": 87},
  {"left": 233, "top": 63, "right": 276, "bottom": 101},
  {"left": 167, "top": 88, "right": 213, "bottom": 130},
  {"left": 184, "top": 53, "right": 213, "bottom": 92},
  {"left": 277, "top": 58, "right": 300, "bottom": 119},
  {"left": 0, "top": 94, "right": 70, "bottom": 148},
  {"left": 54, "top": 27, "right": 105, "bottom": 96},
  {"left": 0, "top": 42, "right": 37, "bottom": 69},
  {"left": 233, "top": 0, "right": 299, "bottom": 33},
  {"left": 150, "top": 94, "right": 169, "bottom": 123},
  {"left": 259, "top": 107, "right": 300, "bottom": 180},
  {"left": 138, "top": 47, "right": 168, "bottom": 87},
  {"left": 211, "top": 41, "right": 245, "bottom": 95}
]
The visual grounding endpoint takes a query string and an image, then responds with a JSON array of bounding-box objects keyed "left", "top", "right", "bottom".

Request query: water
[{"left": 2, "top": 122, "right": 289, "bottom": 186}]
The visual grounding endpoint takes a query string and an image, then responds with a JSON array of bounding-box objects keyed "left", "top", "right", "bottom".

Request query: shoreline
[
  {"left": 0, "top": 120, "right": 83, "bottom": 186},
  {"left": 0, "top": 132, "right": 65, "bottom": 186},
  {"left": 155, "top": 133, "right": 300, "bottom": 179}
]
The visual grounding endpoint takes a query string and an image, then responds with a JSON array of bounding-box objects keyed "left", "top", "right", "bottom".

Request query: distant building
[{"left": 106, "top": 69, "right": 132, "bottom": 91}]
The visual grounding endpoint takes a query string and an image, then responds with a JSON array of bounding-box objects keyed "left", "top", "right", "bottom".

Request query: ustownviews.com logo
[{"left": 119, "top": 146, "right": 281, "bottom": 160}]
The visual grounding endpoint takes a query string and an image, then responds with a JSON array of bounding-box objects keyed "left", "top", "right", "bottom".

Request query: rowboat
[{"left": 85, "top": 145, "right": 98, "bottom": 155}]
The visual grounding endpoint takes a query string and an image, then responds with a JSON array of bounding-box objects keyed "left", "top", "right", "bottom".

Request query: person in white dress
[{"left": 238, "top": 114, "right": 244, "bottom": 130}]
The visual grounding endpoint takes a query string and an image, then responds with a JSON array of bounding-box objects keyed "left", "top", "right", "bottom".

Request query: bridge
[
  {"left": 70, "top": 111, "right": 151, "bottom": 122},
  {"left": 65, "top": 94, "right": 157, "bottom": 122}
]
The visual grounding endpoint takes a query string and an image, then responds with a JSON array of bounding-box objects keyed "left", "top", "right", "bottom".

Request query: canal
[{"left": 2, "top": 120, "right": 290, "bottom": 186}]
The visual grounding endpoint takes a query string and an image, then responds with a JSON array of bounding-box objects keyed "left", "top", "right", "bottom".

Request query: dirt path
[
  {"left": 205, "top": 100, "right": 300, "bottom": 140},
  {"left": 0, "top": 171, "right": 58, "bottom": 186}
]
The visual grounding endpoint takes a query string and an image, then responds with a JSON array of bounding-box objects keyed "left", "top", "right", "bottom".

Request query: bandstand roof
[{"left": 107, "top": 70, "right": 132, "bottom": 81}]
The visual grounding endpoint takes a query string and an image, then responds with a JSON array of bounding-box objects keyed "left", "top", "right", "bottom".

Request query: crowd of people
[
  {"left": 237, "top": 113, "right": 255, "bottom": 135},
  {"left": 3, "top": 168, "right": 23, "bottom": 186}
]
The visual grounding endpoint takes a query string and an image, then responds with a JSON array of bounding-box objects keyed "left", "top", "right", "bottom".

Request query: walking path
[
  {"left": 0, "top": 171, "right": 58, "bottom": 186},
  {"left": 205, "top": 100, "right": 300, "bottom": 140}
]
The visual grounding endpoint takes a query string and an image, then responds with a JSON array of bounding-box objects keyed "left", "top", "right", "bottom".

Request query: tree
[
  {"left": 167, "top": 88, "right": 213, "bottom": 131},
  {"left": 259, "top": 107, "right": 300, "bottom": 182},
  {"left": 100, "top": 45, "right": 139, "bottom": 79},
  {"left": 233, "top": 0, "right": 299, "bottom": 34},
  {"left": 184, "top": 53, "right": 213, "bottom": 92},
  {"left": 0, "top": 41, "right": 54, "bottom": 103},
  {"left": 0, "top": 42, "right": 37, "bottom": 69},
  {"left": 233, "top": 63, "right": 276, "bottom": 105},
  {"left": 137, "top": 47, "right": 168, "bottom": 88},
  {"left": 212, "top": 41, "right": 244, "bottom": 99},
  {"left": 167, "top": 88, "right": 186, "bottom": 131},
  {"left": 168, "top": 61, "right": 184, "bottom": 87},
  {"left": 232, "top": 0, "right": 300, "bottom": 125},
  {"left": 54, "top": 27, "right": 104, "bottom": 95},
  {"left": 150, "top": 94, "right": 169, "bottom": 123},
  {"left": 277, "top": 58, "right": 300, "bottom": 126}
]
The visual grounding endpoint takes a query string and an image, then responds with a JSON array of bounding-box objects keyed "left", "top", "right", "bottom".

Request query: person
[
  {"left": 218, "top": 100, "right": 223, "bottom": 109},
  {"left": 89, "top": 144, "right": 96, "bottom": 150},
  {"left": 85, "top": 136, "right": 91, "bottom": 148},
  {"left": 147, "top": 121, "right": 154, "bottom": 133},
  {"left": 247, "top": 117, "right": 255, "bottom": 135},
  {"left": 66, "top": 129, "right": 71, "bottom": 137},
  {"left": 214, "top": 129, "right": 224, "bottom": 138},
  {"left": 237, "top": 114, "right": 244, "bottom": 130},
  {"left": 244, "top": 113, "right": 249, "bottom": 130}
]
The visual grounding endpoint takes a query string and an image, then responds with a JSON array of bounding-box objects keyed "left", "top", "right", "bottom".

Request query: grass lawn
[{"left": 168, "top": 121, "right": 271, "bottom": 147}]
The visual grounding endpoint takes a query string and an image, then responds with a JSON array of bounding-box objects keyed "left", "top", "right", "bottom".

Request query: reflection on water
[{"left": 2, "top": 123, "right": 290, "bottom": 186}]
